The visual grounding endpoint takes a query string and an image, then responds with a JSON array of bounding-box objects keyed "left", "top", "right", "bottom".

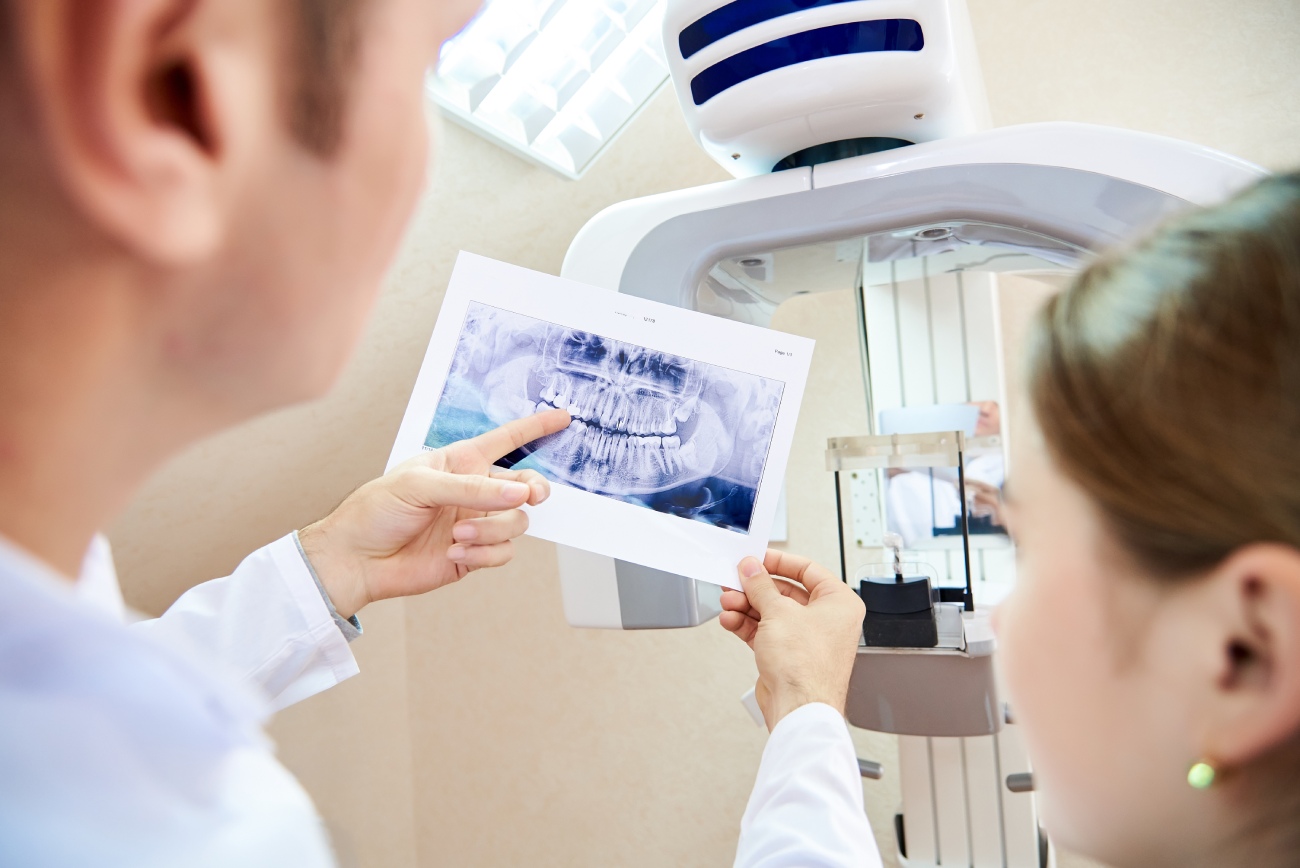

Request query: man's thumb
[{"left": 738, "top": 557, "right": 780, "bottom": 614}]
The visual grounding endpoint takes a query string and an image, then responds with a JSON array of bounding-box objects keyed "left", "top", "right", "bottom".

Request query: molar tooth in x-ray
[
  {"left": 647, "top": 441, "right": 665, "bottom": 474},
  {"left": 426, "top": 302, "right": 784, "bottom": 533}
]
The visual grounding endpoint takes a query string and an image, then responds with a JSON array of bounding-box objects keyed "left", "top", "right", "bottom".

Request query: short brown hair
[
  {"left": 285, "top": 0, "right": 367, "bottom": 156},
  {"left": 0, "top": 0, "right": 363, "bottom": 156},
  {"left": 0, "top": 0, "right": 11, "bottom": 74},
  {"left": 1029, "top": 172, "right": 1300, "bottom": 579}
]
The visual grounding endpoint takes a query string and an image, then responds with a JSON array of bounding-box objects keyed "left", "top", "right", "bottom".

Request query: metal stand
[
  {"left": 955, "top": 444, "right": 975, "bottom": 612},
  {"left": 828, "top": 430, "right": 976, "bottom": 609},
  {"left": 834, "top": 470, "right": 848, "bottom": 582}
]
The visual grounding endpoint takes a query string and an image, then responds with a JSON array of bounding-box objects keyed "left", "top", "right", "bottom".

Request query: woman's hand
[
  {"left": 720, "top": 551, "right": 865, "bottom": 731},
  {"left": 298, "top": 408, "right": 571, "bottom": 618}
]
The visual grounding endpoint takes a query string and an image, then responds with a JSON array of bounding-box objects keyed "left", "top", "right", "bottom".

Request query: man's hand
[
  {"left": 966, "top": 479, "right": 1004, "bottom": 524},
  {"left": 720, "top": 551, "right": 865, "bottom": 731},
  {"left": 298, "top": 408, "right": 571, "bottom": 619}
]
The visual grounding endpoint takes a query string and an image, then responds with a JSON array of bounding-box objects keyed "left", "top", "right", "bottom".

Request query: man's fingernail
[
  {"left": 533, "top": 483, "right": 550, "bottom": 504},
  {"left": 740, "top": 557, "right": 763, "bottom": 578},
  {"left": 502, "top": 482, "right": 529, "bottom": 501},
  {"left": 448, "top": 545, "right": 467, "bottom": 561},
  {"left": 453, "top": 523, "right": 478, "bottom": 541}
]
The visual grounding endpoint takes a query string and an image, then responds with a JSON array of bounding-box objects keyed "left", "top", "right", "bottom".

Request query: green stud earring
[{"left": 1187, "top": 761, "right": 1216, "bottom": 790}]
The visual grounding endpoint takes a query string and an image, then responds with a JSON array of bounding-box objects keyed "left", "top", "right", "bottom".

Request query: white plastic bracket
[{"left": 847, "top": 469, "right": 884, "bottom": 549}]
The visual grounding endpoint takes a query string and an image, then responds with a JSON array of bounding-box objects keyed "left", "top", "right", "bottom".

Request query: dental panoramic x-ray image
[{"left": 426, "top": 302, "right": 784, "bottom": 533}]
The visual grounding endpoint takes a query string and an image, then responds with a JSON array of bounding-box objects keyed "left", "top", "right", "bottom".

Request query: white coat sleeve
[
  {"left": 129, "top": 533, "right": 360, "bottom": 711},
  {"left": 735, "top": 703, "right": 883, "bottom": 868}
]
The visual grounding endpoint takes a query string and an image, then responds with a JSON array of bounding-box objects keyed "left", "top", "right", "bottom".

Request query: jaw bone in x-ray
[{"left": 425, "top": 302, "right": 783, "bottom": 532}]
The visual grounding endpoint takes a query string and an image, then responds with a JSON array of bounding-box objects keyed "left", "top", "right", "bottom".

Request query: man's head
[{"left": 0, "top": 0, "right": 479, "bottom": 430}]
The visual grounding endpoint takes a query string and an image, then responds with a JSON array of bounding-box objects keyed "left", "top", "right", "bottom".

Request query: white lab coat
[
  {"left": 736, "top": 703, "right": 883, "bottom": 867},
  {"left": 0, "top": 531, "right": 878, "bottom": 866},
  {"left": 0, "top": 532, "right": 353, "bottom": 867},
  {"left": 887, "top": 452, "right": 1006, "bottom": 547}
]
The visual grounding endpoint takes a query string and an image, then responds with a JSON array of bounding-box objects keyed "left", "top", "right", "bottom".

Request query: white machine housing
[
  {"left": 663, "top": 0, "right": 991, "bottom": 177},
  {"left": 559, "top": 122, "right": 1264, "bottom": 631}
]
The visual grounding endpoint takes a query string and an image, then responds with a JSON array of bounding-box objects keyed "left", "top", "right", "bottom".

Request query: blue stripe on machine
[
  {"left": 678, "top": 0, "right": 866, "bottom": 60},
  {"left": 689, "top": 19, "right": 925, "bottom": 106}
]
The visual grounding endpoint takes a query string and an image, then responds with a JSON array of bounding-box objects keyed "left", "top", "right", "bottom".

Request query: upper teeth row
[{"left": 540, "top": 379, "right": 683, "bottom": 437}]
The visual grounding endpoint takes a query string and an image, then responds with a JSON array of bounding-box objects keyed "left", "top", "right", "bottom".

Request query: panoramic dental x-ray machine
[{"left": 554, "top": 1, "right": 1266, "bottom": 865}]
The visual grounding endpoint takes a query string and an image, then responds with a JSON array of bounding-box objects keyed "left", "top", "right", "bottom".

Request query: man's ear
[
  {"left": 11, "top": 0, "right": 276, "bottom": 264},
  {"left": 1194, "top": 544, "right": 1300, "bottom": 772}
]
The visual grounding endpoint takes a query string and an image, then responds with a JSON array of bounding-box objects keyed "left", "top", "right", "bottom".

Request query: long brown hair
[{"left": 1028, "top": 172, "right": 1300, "bottom": 579}]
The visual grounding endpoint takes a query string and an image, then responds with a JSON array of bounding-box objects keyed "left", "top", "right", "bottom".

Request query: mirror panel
[{"left": 704, "top": 230, "right": 1075, "bottom": 603}]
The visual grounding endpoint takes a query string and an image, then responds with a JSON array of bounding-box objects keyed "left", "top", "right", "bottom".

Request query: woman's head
[{"left": 997, "top": 172, "right": 1300, "bottom": 867}]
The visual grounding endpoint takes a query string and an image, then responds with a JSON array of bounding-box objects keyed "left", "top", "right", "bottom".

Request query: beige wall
[{"left": 110, "top": 2, "right": 1300, "bottom": 867}]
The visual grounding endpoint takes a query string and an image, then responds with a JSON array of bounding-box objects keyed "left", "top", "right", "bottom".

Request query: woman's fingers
[
  {"left": 452, "top": 509, "right": 529, "bottom": 545},
  {"left": 446, "top": 540, "right": 516, "bottom": 571}
]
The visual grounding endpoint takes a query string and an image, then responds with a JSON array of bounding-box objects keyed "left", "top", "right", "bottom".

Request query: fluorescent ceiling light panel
[{"left": 431, "top": 0, "right": 669, "bottom": 179}]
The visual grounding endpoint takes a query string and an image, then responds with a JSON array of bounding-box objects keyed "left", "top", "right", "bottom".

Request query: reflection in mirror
[{"left": 880, "top": 401, "right": 1008, "bottom": 550}]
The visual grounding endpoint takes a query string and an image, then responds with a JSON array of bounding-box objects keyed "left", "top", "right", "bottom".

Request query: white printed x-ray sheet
[{"left": 388, "top": 252, "right": 814, "bottom": 590}]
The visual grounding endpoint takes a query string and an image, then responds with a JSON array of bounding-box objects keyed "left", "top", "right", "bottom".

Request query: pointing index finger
[{"left": 468, "top": 409, "right": 571, "bottom": 464}]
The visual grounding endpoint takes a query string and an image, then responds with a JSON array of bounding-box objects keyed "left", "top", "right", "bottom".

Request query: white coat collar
[{"left": 0, "top": 531, "right": 129, "bottom": 622}]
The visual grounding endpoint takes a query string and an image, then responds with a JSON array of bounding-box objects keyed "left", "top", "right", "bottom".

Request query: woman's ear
[
  {"left": 1191, "top": 545, "right": 1300, "bottom": 772},
  {"left": 9, "top": 0, "right": 277, "bottom": 264}
]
